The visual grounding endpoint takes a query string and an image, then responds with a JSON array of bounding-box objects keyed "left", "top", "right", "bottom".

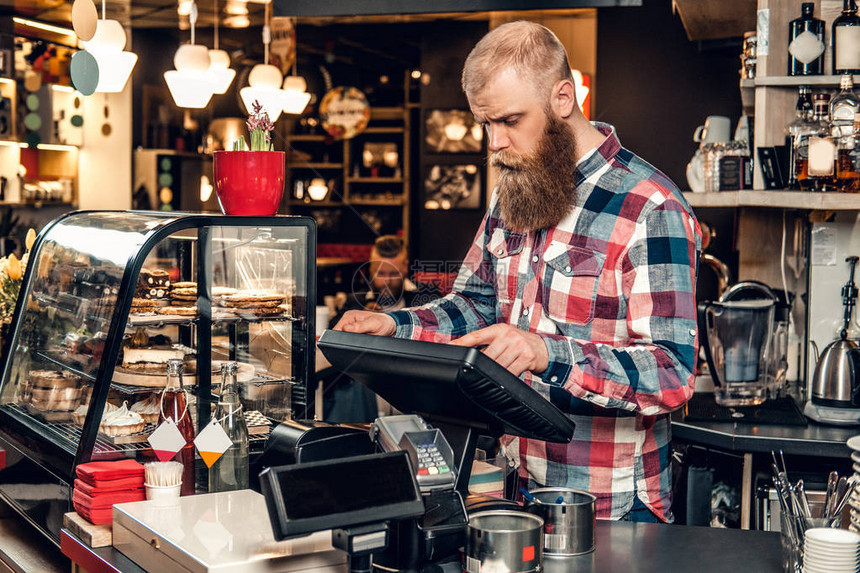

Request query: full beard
[{"left": 491, "top": 113, "right": 578, "bottom": 232}]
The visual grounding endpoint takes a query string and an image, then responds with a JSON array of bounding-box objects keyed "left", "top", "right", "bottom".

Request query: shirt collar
[{"left": 574, "top": 122, "right": 620, "bottom": 186}]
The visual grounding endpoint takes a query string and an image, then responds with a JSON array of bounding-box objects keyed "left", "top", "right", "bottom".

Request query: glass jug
[{"left": 701, "top": 299, "right": 775, "bottom": 406}]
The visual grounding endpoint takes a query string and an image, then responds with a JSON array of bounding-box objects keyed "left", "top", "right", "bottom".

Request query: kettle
[{"left": 810, "top": 256, "right": 860, "bottom": 408}]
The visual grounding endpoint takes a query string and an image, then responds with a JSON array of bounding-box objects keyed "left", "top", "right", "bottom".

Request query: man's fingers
[{"left": 449, "top": 326, "right": 497, "bottom": 347}]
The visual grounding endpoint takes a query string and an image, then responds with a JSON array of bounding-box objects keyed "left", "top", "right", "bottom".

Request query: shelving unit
[{"left": 285, "top": 95, "right": 411, "bottom": 244}]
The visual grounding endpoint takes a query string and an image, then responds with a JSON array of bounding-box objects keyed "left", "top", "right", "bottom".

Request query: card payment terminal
[{"left": 371, "top": 415, "right": 457, "bottom": 493}]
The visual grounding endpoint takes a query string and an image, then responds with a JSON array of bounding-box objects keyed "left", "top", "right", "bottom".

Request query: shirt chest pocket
[
  {"left": 488, "top": 228, "right": 524, "bottom": 303},
  {"left": 542, "top": 242, "right": 606, "bottom": 325}
]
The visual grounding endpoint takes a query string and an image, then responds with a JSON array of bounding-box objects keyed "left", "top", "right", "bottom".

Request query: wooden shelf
[
  {"left": 347, "top": 177, "right": 403, "bottom": 183},
  {"left": 752, "top": 75, "right": 845, "bottom": 87},
  {"left": 286, "top": 134, "right": 328, "bottom": 142},
  {"left": 362, "top": 127, "right": 405, "bottom": 134},
  {"left": 288, "top": 162, "right": 343, "bottom": 169},
  {"left": 349, "top": 198, "right": 405, "bottom": 206},
  {"left": 682, "top": 190, "right": 860, "bottom": 210},
  {"left": 288, "top": 200, "right": 343, "bottom": 207}
]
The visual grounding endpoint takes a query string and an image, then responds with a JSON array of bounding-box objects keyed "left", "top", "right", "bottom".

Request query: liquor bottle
[
  {"left": 786, "top": 86, "right": 814, "bottom": 189},
  {"left": 160, "top": 359, "right": 196, "bottom": 496},
  {"left": 805, "top": 93, "right": 839, "bottom": 191},
  {"left": 209, "top": 362, "right": 249, "bottom": 492},
  {"left": 840, "top": 112, "right": 860, "bottom": 191},
  {"left": 833, "top": 0, "right": 860, "bottom": 75},
  {"left": 831, "top": 75, "right": 860, "bottom": 190},
  {"left": 788, "top": 3, "right": 826, "bottom": 76}
]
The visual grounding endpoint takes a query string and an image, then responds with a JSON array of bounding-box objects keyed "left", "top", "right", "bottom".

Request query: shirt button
[
  {"left": 689, "top": 329, "right": 696, "bottom": 337},
  {"left": 532, "top": 255, "right": 539, "bottom": 263},
  {"left": 550, "top": 376, "right": 558, "bottom": 383},
  {"left": 497, "top": 248, "right": 504, "bottom": 255},
  {"left": 523, "top": 307, "right": 530, "bottom": 317},
  {"left": 565, "top": 265, "right": 572, "bottom": 272}
]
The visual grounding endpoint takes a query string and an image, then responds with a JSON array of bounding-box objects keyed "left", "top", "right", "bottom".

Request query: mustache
[{"left": 490, "top": 151, "right": 525, "bottom": 171}]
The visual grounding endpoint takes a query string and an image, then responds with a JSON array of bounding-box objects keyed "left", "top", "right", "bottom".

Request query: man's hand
[
  {"left": 449, "top": 324, "right": 548, "bottom": 377},
  {"left": 332, "top": 310, "right": 396, "bottom": 336}
]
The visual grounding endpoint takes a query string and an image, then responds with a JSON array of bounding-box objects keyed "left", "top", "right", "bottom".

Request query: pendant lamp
[
  {"left": 80, "top": 0, "right": 137, "bottom": 93},
  {"left": 282, "top": 72, "right": 310, "bottom": 115},
  {"left": 164, "top": 1, "right": 217, "bottom": 108},
  {"left": 207, "top": 0, "right": 235, "bottom": 94},
  {"left": 239, "top": 0, "right": 284, "bottom": 121}
]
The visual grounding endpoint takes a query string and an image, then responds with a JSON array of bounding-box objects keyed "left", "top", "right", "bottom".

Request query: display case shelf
[
  {"left": 35, "top": 351, "right": 96, "bottom": 382},
  {"left": 682, "top": 190, "right": 860, "bottom": 210}
]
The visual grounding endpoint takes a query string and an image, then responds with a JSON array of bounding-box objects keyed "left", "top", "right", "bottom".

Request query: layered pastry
[
  {"left": 170, "top": 282, "right": 197, "bottom": 305},
  {"left": 135, "top": 268, "right": 171, "bottom": 300},
  {"left": 129, "top": 393, "right": 160, "bottom": 424},
  {"left": 220, "top": 290, "right": 287, "bottom": 316},
  {"left": 157, "top": 305, "right": 197, "bottom": 316},
  {"left": 122, "top": 345, "right": 187, "bottom": 373},
  {"left": 99, "top": 402, "right": 145, "bottom": 436},
  {"left": 130, "top": 297, "right": 158, "bottom": 314},
  {"left": 19, "top": 370, "right": 83, "bottom": 422}
]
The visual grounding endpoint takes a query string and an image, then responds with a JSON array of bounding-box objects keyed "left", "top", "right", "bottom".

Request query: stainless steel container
[
  {"left": 465, "top": 510, "right": 543, "bottom": 573},
  {"left": 525, "top": 488, "right": 596, "bottom": 556}
]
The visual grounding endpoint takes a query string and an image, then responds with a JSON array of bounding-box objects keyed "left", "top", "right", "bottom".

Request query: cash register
[{"left": 261, "top": 330, "right": 575, "bottom": 572}]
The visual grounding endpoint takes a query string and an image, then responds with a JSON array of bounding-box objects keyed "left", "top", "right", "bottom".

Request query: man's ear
[{"left": 552, "top": 79, "right": 577, "bottom": 119}]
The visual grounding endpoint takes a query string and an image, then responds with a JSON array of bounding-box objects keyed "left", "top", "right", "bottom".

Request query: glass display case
[{"left": 0, "top": 211, "right": 315, "bottom": 542}]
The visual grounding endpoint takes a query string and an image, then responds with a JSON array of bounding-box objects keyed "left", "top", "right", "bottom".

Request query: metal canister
[
  {"left": 525, "top": 488, "right": 596, "bottom": 556},
  {"left": 464, "top": 510, "right": 543, "bottom": 573}
]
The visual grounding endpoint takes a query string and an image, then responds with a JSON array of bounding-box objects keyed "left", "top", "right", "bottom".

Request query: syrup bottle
[{"left": 160, "top": 358, "right": 195, "bottom": 495}]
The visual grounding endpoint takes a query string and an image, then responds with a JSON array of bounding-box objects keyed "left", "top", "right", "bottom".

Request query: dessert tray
[{"left": 112, "top": 361, "right": 255, "bottom": 387}]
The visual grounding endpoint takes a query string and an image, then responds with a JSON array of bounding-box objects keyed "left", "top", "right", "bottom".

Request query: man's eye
[{"left": 504, "top": 118, "right": 518, "bottom": 127}]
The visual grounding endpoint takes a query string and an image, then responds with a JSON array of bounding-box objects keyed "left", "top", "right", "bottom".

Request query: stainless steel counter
[{"left": 671, "top": 412, "right": 858, "bottom": 458}]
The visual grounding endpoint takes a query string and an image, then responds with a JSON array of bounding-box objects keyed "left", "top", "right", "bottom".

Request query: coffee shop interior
[{"left": 0, "top": 0, "right": 859, "bottom": 571}]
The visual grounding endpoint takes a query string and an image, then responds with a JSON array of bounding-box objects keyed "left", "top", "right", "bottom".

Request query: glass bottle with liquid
[
  {"left": 788, "top": 3, "right": 826, "bottom": 76},
  {"left": 209, "top": 362, "right": 249, "bottom": 492},
  {"left": 797, "top": 93, "right": 838, "bottom": 191},
  {"left": 833, "top": 0, "right": 860, "bottom": 75},
  {"left": 786, "top": 85, "right": 814, "bottom": 189},
  {"left": 160, "top": 358, "right": 196, "bottom": 496},
  {"left": 832, "top": 76, "right": 860, "bottom": 191}
]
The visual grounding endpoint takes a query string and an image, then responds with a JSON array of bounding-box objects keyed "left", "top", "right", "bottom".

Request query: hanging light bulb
[
  {"left": 164, "top": 1, "right": 216, "bottom": 108},
  {"left": 80, "top": 11, "right": 137, "bottom": 93},
  {"left": 239, "top": 1, "right": 284, "bottom": 121},
  {"left": 282, "top": 75, "right": 310, "bottom": 115},
  {"left": 207, "top": 0, "right": 235, "bottom": 94}
]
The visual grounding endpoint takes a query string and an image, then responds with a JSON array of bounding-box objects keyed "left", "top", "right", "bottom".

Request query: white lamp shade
[
  {"left": 240, "top": 85, "right": 283, "bottom": 122},
  {"left": 177, "top": 0, "right": 194, "bottom": 16},
  {"left": 207, "top": 49, "right": 235, "bottom": 94},
  {"left": 282, "top": 90, "right": 311, "bottom": 114},
  {"left": 248, "top": 64, "right": 282, "bottom": 89},
  {"left": 83, "top": 19, "right": 126, "bottom": 52},
  {"left": 174, "top": 44, "right": 210, "bottom": 72},
  {"left": 283, "top": 75, "right": 306, "bottom": 92},
  {"left": 282, "top": 75, "right": 310, "bottom": 114},
  {"left": 165, "top": 69, "right": 215, "bottom": 108},
  {"left": 91, "top": 50, "right": 137, "bottom": 92}
]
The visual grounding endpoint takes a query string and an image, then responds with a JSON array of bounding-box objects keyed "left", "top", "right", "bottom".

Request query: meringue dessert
[
  {"left": 99, "top": 401, "right": 145, "bottom": 437},
  {"left": 130, "top": 393, "right": 160, "bottom": 424}
]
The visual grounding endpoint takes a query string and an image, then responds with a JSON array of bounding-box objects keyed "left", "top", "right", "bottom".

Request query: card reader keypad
[{"left": 416, "top": 444, "right": 450, "bottom": 476}]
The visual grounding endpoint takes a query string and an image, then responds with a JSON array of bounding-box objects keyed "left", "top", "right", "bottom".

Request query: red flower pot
[{"left": 213, "top": 150, "right": 285, "bottom": 216}]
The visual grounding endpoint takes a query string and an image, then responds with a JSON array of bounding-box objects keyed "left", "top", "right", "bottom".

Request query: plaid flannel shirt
[{"left": 389, "top": 123, "right": 701, "bottom": 521}]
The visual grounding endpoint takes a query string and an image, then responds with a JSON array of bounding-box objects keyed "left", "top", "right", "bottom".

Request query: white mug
[{"left": 693, "top": 115, "right": 731, "bottom": 146}]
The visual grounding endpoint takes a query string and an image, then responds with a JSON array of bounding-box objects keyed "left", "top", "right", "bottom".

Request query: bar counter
[{"left": 62, "top": 519, "right": 782, "bottom": 573}]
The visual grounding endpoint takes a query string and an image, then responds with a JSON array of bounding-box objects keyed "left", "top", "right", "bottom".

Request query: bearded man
[{"left": 335, "top": 21, "right": 701, "bottom": 523}]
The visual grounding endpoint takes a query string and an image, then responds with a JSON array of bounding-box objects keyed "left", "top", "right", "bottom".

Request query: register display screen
[{"left": 260, "top": 451, "right": 425, "bottom": 539}]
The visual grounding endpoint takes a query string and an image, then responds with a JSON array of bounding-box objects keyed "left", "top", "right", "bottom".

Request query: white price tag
[
  {"left": 147, "top": 418, "right": 187, "bottom": 462},
  {"left": 193, "top": 420, "right": 233, "bottom": 468}
]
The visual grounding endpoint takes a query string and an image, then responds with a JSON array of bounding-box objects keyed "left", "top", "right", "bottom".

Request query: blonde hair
[{"left": 461, "top": 21, "right": 573, "bottom": 102}]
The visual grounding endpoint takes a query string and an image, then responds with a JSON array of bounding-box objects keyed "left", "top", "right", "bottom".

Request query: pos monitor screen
[{"left": 317, "top": 330, "right": 574, "bottom": 443}]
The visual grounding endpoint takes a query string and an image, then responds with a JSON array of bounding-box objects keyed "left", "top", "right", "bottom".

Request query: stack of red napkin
[{"left": 73, "top": 459, "right": 145, "bottom": 525}]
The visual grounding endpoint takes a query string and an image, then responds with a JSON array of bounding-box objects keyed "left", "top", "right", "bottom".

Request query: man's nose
[{"left": 486, "top": 124, "right": 509, "bottom": 152}]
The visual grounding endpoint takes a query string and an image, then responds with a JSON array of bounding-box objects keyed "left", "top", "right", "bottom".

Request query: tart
[
  {"left": 99, "top": 402, "right": 145, "bottom": 436},
  {"left": 130, "top": 394, "right": 160, "bottom": 424}
]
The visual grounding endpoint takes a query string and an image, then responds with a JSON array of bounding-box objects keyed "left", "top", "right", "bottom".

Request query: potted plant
[{"left": 213, "top": 101, "right": 286, "bottom": 216}]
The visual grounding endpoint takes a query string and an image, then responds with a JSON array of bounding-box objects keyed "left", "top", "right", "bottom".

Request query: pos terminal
[{"left": 314, "top": 330, "right": 575, "bottom": 571}]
